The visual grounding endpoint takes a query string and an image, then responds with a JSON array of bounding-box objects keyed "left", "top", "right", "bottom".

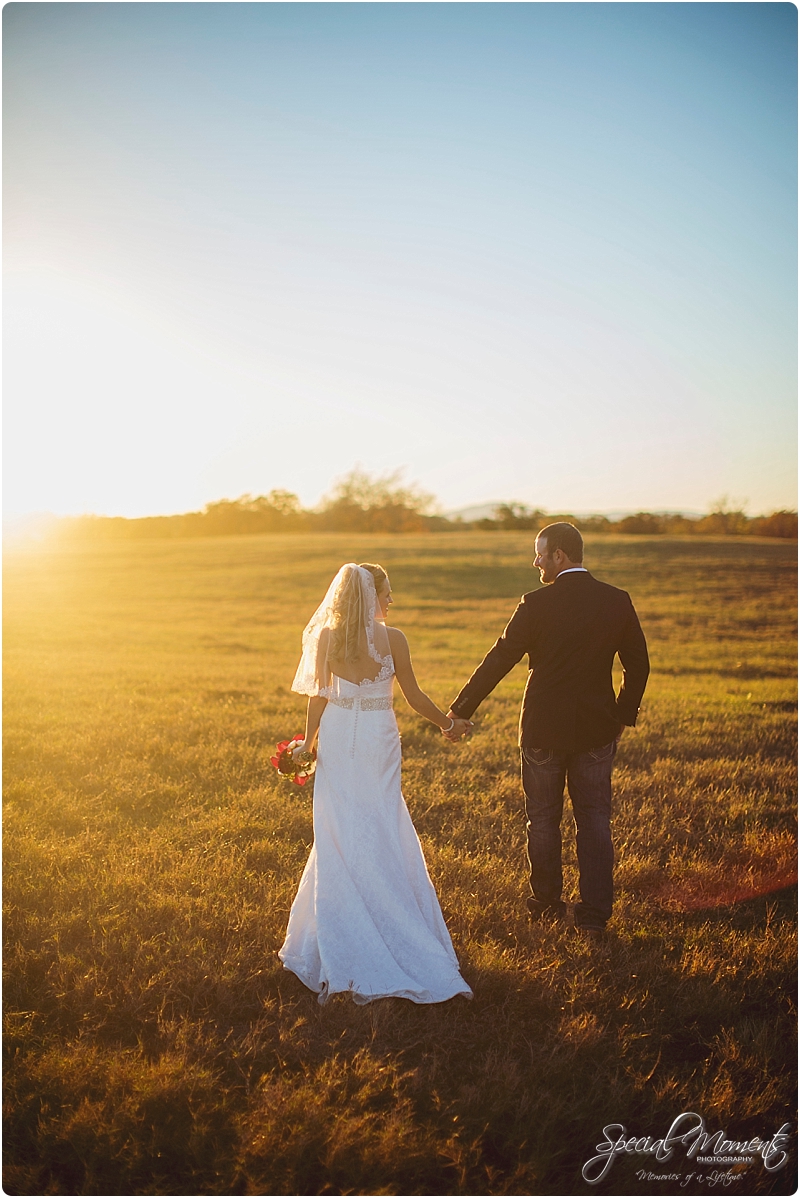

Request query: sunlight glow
[{"left": 4, "top": 3, "right": 796, "bottom": 518}]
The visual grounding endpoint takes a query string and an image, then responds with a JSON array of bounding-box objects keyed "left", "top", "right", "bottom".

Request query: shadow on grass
[
  {"left": 5, "top": 920, "right": 796, "bottom": 1196},
  {"left": 677, "top": 883, "right": 797, "bottom": 931}
]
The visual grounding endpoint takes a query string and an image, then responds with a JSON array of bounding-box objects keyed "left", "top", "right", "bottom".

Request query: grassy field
[{"left": 3, "top": 532, "right": 797, "bottom": 1196}]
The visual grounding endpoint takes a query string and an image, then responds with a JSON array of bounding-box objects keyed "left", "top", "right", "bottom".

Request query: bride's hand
[
  {"left": 291, "top": 740, "right": 308, "bottom": 761},
  {"left": 442, "top": 718, "right": 473, "bottom": 742}
]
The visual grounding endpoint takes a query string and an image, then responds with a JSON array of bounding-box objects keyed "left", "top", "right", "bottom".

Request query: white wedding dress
[{"left": 279, "top": 657, "right": 473, "bottom": 1005}]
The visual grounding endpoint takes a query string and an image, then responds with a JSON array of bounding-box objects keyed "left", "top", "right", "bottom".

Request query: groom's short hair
[{"left": 538, "top": 522, "right": 584, "bottom": 563}]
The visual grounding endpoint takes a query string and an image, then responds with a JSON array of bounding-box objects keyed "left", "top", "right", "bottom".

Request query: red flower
[{"left": 271, "top": 736, "right": 315, "bottom": 786}]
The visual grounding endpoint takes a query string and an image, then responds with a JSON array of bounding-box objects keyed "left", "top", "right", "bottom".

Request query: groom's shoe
[
  {"left": 526, "top": 897, "right": 566, "bottom": 924},
  {"left": 574, "top": 923, "right": 607, "bottom": 941}
]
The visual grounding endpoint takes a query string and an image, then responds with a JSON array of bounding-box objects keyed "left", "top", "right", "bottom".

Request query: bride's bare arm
[
  {"left": 302, "top": 696, "right": 328, "bottom": 750},
  {"left": 298, "top": 628, "right": 329, "bottom": 752},
  {"left": 388, "top": 628, "right": 470, "bottom": 736}
]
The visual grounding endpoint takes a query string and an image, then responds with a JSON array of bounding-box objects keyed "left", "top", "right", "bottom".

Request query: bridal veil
[{"left": 292, "top": 563, "right": 391, "bottom": 697}]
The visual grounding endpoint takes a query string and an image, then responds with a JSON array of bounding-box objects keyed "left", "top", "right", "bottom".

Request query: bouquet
[{"left": 271, "top": 737, "right": 316, "bottom": 786}]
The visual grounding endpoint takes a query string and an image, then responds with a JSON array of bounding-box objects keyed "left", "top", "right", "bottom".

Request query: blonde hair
[
  {"left": 328, "top": 563, "right": 387, "bottom": 664},
  {"left": 358, "top": 562, "right": 388, "bottom": 592}
]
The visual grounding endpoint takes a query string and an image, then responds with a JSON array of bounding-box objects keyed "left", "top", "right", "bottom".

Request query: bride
[{"left": 278, "top": 562, "right": 473, "bottom": 1005}]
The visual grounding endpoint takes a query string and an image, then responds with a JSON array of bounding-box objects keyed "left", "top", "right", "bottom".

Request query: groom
[{"left": 447, "top": 523, "right": 649, "bottom": 936}]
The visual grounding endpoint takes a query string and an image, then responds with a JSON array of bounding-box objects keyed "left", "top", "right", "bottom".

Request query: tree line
[
  {"left": 50, "top": 471, "right": 797, "bottom": 541},
  {"left": 484, "top": 501, "right": 797, "bottom": 539}
]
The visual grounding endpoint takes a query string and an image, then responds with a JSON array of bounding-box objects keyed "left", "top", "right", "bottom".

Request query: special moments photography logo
[{"left": 582, "top": 1111, "right": 792, "bottom": 1186}]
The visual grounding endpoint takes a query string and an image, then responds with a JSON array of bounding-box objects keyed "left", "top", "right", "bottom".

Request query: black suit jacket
[{"left": 450, "top": 570, "right": 649, "bottom": 752}]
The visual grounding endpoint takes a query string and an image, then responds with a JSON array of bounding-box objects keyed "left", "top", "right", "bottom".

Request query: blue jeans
[{"left": 520, "top": 740, "right": 616, "bottom": 928}]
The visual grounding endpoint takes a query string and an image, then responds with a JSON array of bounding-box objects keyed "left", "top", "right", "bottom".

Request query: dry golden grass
[{"left": 3, "top": 533, "right": 797, "bottom": 1195}]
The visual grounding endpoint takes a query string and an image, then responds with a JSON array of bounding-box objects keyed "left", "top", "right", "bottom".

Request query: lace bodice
[{"left": 320, "top": 654, "right": 395, "bottom": 702}]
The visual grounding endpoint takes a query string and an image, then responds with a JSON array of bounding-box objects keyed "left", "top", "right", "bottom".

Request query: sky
[{"left": 4, "top": 2, "right": 797, "bottom": 519}]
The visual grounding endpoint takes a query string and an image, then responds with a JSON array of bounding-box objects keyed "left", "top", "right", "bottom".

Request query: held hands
[{"left": 441, "top": 712, "right": 473, "bottom": 742}]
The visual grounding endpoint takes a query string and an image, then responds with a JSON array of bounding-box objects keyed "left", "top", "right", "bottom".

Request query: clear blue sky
[{"left": 4, "top": 2, "right": 797, "bottom": 517}]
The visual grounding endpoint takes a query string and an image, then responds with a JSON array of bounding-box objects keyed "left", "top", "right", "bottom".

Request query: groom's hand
[
  {"left": 443, "top": 718, "right": 471, "bottom": 742},
  {"left": 442, "top": 712, "right": 473, "bottom": 742}
]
